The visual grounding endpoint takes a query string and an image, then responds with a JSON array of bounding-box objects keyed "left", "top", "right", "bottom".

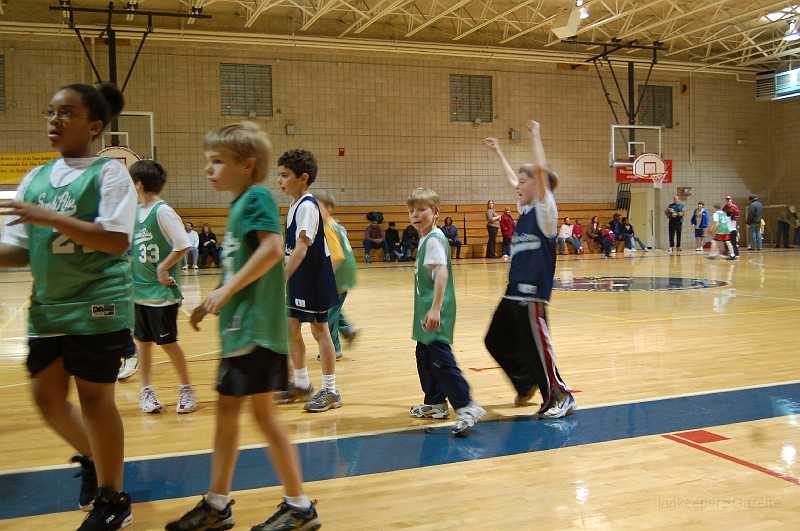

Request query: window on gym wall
[
  {"left": 449, "top": 74, "right": 492, "bottom": 123},
  {"left": 0, "top": 55, "right": 5, "bottom": 112},
  {"left": 637, "top": 85, "right": 672, "bottom": 128},
  {"left": 219, "top": 63, "right": 273, "bottom": 117}
]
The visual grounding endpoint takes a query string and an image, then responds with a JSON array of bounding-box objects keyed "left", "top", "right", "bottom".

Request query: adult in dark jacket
[
  {"left": 198, "top": 224, "right": 220, "bottom": 267},
  {"left": 777, "top": 205, "right": 798, "bottom": 248},
  {"left": 746, "top": 195, "right": 764, "bottom": 251}
]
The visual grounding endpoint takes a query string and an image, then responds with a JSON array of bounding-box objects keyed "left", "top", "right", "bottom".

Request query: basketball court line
[
  {"left": 1, "top": 378, "right": 798, "bottom": 475},
  {"left": 662, "top": 434, "right": 800, "bottom": 487},
  {"left": 3, "top": 380, "right": 799, "bottom": 520}
]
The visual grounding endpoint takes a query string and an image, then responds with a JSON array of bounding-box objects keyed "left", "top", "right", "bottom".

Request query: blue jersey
[
  {"left": 505, "top": 194, "right": 557, "bottom": 303},
  {"left": 285, "top": 194, "right": 338, "bottom": 313}
]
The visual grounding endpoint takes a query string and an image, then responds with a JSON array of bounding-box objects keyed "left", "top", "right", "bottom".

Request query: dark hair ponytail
[{"left": 60, "top": 82, "right": 125, "bottom": 133}]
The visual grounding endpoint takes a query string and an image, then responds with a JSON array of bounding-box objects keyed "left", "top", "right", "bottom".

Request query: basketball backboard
[
  {"left": 610, "top": 124, "right": 662, "bottom": 168},
  {"left": 101, "top": 111, "right": 155, "bottom": 160}
]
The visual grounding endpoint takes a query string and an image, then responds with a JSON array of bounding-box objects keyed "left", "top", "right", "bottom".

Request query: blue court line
[{"left": 2, "top": 383, "right": 800, "bottom": 520}]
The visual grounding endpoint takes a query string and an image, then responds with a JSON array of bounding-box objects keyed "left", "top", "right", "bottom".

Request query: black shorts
[
  {"left": 216, "top": 346, "right": 289, "bottom": 397},
  {"left": 27, "top": 329, "right": 132, "bottom": 384},
  {"left": 134, "top": 303, "right": 179, "bottom": 345},
  {"left": 288, "top": 308, "right": 328, "bottom": 323}
]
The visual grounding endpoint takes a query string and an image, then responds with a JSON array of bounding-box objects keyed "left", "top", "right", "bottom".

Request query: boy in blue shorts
[{"left": 277, "top": 150, "right": 341, "bottom": 412}]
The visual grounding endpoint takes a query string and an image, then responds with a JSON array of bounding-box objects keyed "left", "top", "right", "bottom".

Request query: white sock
[
  {"left": 322, "top": 373, "right": 335, "bottom": 391},
  {"left": 285, "top": 495, "right": 312, "bottom": 511},
  {"left": 293, "top": 367, "right": 310, "bottom": 390},
  {"left": 206, "top": 491, "right": 232, "bottom": 511}
]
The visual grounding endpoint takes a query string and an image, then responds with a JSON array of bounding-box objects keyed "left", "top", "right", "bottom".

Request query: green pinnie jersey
[
  {"left": 219, "top": 186, "right": 288, "bottom": 357},
  {"left": 412, "top": 227, "right": 456, "bottom": 345},
  {"left": 24, "top": 158, "right": 133, "bottom": 335},
  {"left": 332, "top": 221, "right": 357, "bottom": 292},
  {"left": 131, "top": 201, "right": 182, "bottom": 304}
]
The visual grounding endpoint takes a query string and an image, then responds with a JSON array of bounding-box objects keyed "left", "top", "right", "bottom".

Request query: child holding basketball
[
  {"left": 0, "top": 83, "right": 135, "bottom": 530},
  {"left": 407, "top": 187, "right": 485, "bottom": 435},
  {"left": 129, "top": 160, "right": 197, "bottom": 415},
  {"left": 706, "top": 203, "right": 736, "bottom": 261},
  {"left": 315, "top": 190, "right": 359, "bottom": 359},
  {"left": 277, "top": 149, "right": 342, "bottom": 413},
  {"left": 168, "top": 122, "right": 320, "bottom": 531},
  {"left": 483, "top": 121, "right": 576, "bottom": 419}
]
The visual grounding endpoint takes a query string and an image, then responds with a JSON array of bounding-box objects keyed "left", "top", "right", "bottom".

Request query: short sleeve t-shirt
[{"left": 423, "top": 235, "right": 448, "bottom": 269}]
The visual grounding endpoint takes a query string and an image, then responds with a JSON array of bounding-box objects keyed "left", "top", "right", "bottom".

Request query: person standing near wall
[
  {"left": 746, "top": 195, "right": 763, "bottom": 251},
  {"left": 776, "top": 206, "right": 795, "bottom": 249},
  {"left": 722, "top": 195, "right": 740, "bottom": 258},
  {"left": 665, "top": 195, "right": 685, "bottom": 253},
  {"left": 485, "top": 200, "right": 501, "bottom": 258}
]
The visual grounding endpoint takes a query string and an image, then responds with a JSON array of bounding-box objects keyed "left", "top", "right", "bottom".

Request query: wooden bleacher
[{"left": 175, "top": 201, "right": 622, "bottom": 262}]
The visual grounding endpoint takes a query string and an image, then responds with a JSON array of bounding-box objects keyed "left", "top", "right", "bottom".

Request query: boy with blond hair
[
  {"left": 407, "top": 187, "right": 484, "bottom": 435},
  {"left": 314, "top": 190, "right": 358, "bottom": 359},
  {"left": 167, "top": 122, "right": 320, "bottom": 531}
]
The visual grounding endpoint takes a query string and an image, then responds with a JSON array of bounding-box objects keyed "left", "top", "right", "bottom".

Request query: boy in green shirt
[
  {"left": 167, "top": 122, "right": 320, "bottom": 531},
  {"left": 315, "top": 190, "right": 358, "bottom": 359},
  {"left": 407, "top": 187, "right": 484, "bottom": 436},
  {"left": 128, "top": 160, "right": 197, "bottom": 415}
]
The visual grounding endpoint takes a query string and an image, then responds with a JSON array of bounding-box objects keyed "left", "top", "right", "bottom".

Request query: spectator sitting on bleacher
[
  {"left": 609, "top": 213, "right": 624, "bottom": 242},
  {"left": 588, "top": 216, "right": 602, "bottom": 249},
  {"left": 442, "top": 217, "right": 462, "bottom": 259},
  {"left": 364, "top": 218, "right": 388, "bottom": 263},
  {"left": 385, "top": 221, "right": 401, "bottom": 261},
  {"left": 400, "top": 223, "right": 419, "bottom": 261},
  {"left": 556, "top": 217, "right": 583, "bottom": 255},
  {"left": 600, "top": 224, "right": 615, "bottom": 259},
  {"left": 572, "top": 219, "right": 585, "bottom": 254},
  {"left": 621, "top": 217, "right": 648, "bottom": 254},
  {"left": 198, "top": 223, "right": 220, "bottom": 267},
  {"left": 182, "top": 221, "right": 199, "bottom": 270}
]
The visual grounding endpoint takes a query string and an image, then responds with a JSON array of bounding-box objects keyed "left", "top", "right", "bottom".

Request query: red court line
[
  {"left": 662, "top": 434, "right": 800, "bottom": 486},
  {"left": 673, "top": 429, "right": 730, "bottom": 444}
]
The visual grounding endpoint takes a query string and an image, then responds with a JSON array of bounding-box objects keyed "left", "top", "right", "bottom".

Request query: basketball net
[{"left": 632, "top": 153, "right": 667, "bottom": 189}]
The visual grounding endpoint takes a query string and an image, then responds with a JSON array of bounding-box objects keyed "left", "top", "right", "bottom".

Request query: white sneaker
[
  {"left": 181, "top": 265, "right": 188, "bottom": 270},
  {"left": 139, "top": 386, "right": 162, "bottom": 414},
  {"left": 539, "top": 393, "right": 576, "bottom": 419},
  {"left": 502, "top": 255, "right": 509, "bottom": 262},
  {"left": 192, "top": 265, "right": 199, "bottom": 270},
  {"left": 410, "top": 402, "right": 449, "bottom": 419},
  {"left": 117, "top": 355, "right": 139, "bottom": 380},
  {"left": 452, "top": 402, "right": 486, "bottom": 435},
  {"left": 667, "top": 247, "right": 673, "bottom": 253},
  {"left": 176, "top": 385, "right": 197, "bottom": 414}
]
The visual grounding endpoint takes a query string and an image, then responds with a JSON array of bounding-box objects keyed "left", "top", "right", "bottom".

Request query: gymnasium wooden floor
[{"left": 1, "top": 249, "right": 799, "bottom": 530}]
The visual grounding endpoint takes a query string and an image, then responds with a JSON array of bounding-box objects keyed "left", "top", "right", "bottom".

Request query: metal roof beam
[{"left": 452, "top": 0, "right": 536, "bottom": 41}]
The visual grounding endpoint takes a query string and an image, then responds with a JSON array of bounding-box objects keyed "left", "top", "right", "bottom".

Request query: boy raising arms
[
  {"left": 408, "top": 188, "right": 485, "bottom": 435},
  {"left": 277, "top": 150, "right": 342, "bottom": 412},
  {"left": 483, "top": 121, "right": 576, "bottom": 419},
  {"left": 167, "top": 122, "right": 320, "bottom": 531}
]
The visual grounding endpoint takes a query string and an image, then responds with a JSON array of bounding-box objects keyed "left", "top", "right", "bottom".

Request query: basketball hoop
[{"left": 633, "top": 153, "right": 667, "bottom": 189}]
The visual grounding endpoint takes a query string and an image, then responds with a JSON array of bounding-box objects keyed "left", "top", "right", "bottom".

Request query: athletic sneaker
[
  {"left": 117, "top": 355, "right": 139, "bottom": 381},
  {"left": 193, "top": 265, "right": 199, "bottom": 270},
  {"left": 539, "top": 393, "right": 577, "bottom": 419},
  {"left": 251, "top": 500, "right": 321, "bottom": 531},
  {"left": 340, "top": 326, "right": 359, "bottom": 344},
  {"left": 166, "top": 497, "right": 235, "bottom": 531},
  {"left": 77, "top": 488, "right": 132, "bottom": 531},
  {"left": 177, "top": 385, "right": 198, "bottom": 414},
  {"left": 274, "top": 383, "right": 314, "bottom": 404},
  {"left": 315, "top": 352, "right": 343, "bottom": 361},
  {"left": 451, "top": 402, "right": 486, "bottom": 436},
  {"left": 71, "top": 454, "right": 98, "bottom": 511},
  {"left": 409, "top": 402, "right": 449, "bottom": 419},
  {"left": 139, "top": 386, "right": 162, "bottom": 414},
  {"left": 304, "top": 388, "right": 342, "bottom": 412},
  {"left": 514, "top": 387, "right": 538, "bottom": 407}
]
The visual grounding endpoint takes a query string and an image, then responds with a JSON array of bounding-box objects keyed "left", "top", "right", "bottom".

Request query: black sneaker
[
  {"left": 251, "top": 500, "right": 321, "bottom": 531},
  {"left": 77, "top": 488, "right": 132, "bottom": 530},
  {"left": 165, "top": 497, "right": 235, "bottom": 531},
  {"left": 71, "top": 454, "right": 98, "bottom": 511}
]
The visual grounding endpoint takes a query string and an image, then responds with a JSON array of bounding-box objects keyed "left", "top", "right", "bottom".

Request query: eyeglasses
[{"left": 43, "top": 109, "right": 77, "bottom": 122}]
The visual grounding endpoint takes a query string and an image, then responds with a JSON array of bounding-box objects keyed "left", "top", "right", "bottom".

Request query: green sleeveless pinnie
[
  {"left": 413, "top": 227, "right": 456, "bottom": 345},
  {"left": 131, "top": 201, "right": 182, "bottom": 303},
  {"left": 332, "top": 221, "right": 356, "bottom": 292},
  {"left": 219, "top": 186, "right": 288, "bottom": 357},
  {"left": 24, "top": 158, "right": 133, "bottom": 335}
]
